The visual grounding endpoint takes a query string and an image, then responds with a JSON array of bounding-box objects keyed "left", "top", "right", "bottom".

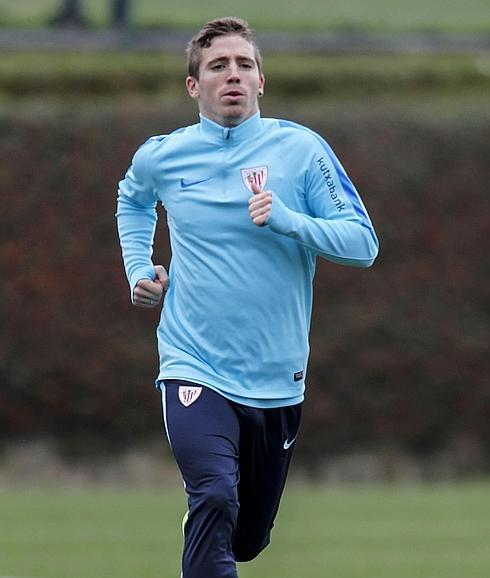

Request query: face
[{"left": 186, "top": 35, "right": 265, "bottom": 128}]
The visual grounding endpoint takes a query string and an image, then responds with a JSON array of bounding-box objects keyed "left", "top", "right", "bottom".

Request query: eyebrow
[{"left": 207, "top": 56, "right": 256, "bottom": 66}]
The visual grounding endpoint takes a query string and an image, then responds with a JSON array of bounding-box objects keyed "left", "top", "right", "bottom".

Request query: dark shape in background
[{"left": 51, "top": 0, "right": 131, "bottom": 28}]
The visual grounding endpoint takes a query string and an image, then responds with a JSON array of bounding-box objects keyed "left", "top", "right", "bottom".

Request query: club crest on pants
[
  {"left": 178, "top": 386, "right": 203, "bottom": 407},
  {"left": 241, "top": 166, "right": 268, "bottom": 192}
]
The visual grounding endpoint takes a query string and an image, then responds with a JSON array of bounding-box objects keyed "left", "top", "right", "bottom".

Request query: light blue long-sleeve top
[{"left": 116, "top": 113, "right": 379, "bottom": 408}]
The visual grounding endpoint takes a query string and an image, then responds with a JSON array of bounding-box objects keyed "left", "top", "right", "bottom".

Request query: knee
[
  {"left": 233, "top": 537, "right": 269, "bottom": 562},
  {"left": 201, "top": 476, "right": 238, "bottom": 516}
]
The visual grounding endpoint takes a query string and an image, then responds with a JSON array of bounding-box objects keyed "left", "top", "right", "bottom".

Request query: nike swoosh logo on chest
[{"left": 180, "top": 177, "right": 212, "bottom": 189}]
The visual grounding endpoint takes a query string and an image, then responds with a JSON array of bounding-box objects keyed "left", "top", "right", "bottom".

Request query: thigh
[
  {"left": 163, "top": 381, "right": 240, "bottom": 482},
  {"left": 163, "top": 383, "right": 241, "bottom": 578},
  {"left": 233, "top": 402, "right": 302, "bottom": 561}
]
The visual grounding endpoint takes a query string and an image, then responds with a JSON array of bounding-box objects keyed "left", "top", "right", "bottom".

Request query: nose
[{"left": 226, "top": 63, "right": 240, "bottom": 83}]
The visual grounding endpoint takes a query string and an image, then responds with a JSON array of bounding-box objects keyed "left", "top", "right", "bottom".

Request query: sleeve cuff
[{"left": 266, "top": 192, "right": 293, "bottom": 234}]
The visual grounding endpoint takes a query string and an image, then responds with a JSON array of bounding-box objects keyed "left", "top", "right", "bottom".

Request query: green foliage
[
  {"left": 0, "top": 484, "right": 489, "bottom": 578},
  {"left": 0, "top": 52, "right": 489, "bottom": 100}
]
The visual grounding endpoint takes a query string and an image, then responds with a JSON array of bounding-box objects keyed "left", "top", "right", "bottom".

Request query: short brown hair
[{"left": 186, "top": 17, "right": 262, "bottom": 79}]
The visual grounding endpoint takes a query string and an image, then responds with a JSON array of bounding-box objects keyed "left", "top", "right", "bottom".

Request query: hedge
[{"left": 1, "top": 103, "right": 489, "bottom": 475}]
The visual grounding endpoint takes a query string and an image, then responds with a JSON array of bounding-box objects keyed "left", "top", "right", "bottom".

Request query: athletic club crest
[
  {"left": 240, "top": 166, "right": 268, "bottom": 193},
  {"left": 178, "top": 386, "right": 203, "bottom": 407}
]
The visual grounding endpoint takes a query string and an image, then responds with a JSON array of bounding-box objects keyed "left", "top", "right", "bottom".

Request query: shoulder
[
  {"left": 263, "top": 118, "right": 335, "bottom": 165},
  {"left": 135, "top": 123, "right": 198, "bottom": 160},
  {"left": 132, "top": 135, "right": 165, "bottom": 169},
  {"left": 264, "top": 117, "right": 329, "bottom": 149}
]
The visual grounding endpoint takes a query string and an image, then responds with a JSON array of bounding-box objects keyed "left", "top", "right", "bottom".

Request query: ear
[
  {"left": 258, "top": 73, "right": 265, "bottom": 97},
  {"left": 186, "top": 76, "right": 199, "bottom": 100}
]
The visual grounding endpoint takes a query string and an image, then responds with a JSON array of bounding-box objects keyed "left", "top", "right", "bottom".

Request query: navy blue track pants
[{"left": 162, "top": 380, "right": 302, "bottom": 578}]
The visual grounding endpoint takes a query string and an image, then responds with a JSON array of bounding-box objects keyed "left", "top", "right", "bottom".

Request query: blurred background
[{"left": 1, "top": 1, "right": 489, "bottom": 577}]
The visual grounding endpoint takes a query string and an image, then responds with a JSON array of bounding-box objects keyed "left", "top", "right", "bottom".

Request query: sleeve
[
  {"left": 115, "top": 138, "right": 160, "bottom": 300},
  {"left": 267, "top": 131, "right": 379, "bottom": 268}
]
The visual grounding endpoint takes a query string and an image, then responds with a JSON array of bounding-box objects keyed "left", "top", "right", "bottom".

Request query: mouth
[{"left": 222, "top": 90, "right": 244, "bottom": 99}]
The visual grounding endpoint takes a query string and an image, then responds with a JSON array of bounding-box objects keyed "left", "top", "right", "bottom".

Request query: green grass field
[
  {"left": 0, "top": 0, "right": 489, "bottom": 32},
  {"left": 1, "top": 483, "right": 490, "bottom": 578}
]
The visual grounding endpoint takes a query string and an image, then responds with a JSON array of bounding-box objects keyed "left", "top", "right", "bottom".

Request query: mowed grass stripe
[
  {"left": 2, "top": 0, "right": 490, "bottom": 32},
  {"left": 1, "top": 483, "right": 490, "bottom": 578}
]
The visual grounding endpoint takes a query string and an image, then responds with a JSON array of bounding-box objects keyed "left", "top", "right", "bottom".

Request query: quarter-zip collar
[{"left": 199, "top": 112, "right": 263, "bottom": 144}]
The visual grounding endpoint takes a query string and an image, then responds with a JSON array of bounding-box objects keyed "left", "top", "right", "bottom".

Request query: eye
[{"left": 211, "top": 63, "right": 225, "bottom": 71}]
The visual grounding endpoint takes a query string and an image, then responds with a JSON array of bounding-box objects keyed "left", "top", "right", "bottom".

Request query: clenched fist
[
  {"left": 133, "top": 265, "right": 169, "bottom": 308},
  {"left": 248, "top": 182, "right": 272, "bottom": 226}
]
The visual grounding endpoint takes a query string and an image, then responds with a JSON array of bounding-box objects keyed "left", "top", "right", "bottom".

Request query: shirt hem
[{"left": 155, "top": 374, "right": 304, "bottom": 409}]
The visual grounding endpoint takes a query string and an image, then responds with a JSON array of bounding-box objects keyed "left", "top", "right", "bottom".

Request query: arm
[
  {"left": 248, "top": 138, "right": 379, "bottom": 268},
  {"left": 116, "top": 139, "right": 169, "bottom": 305}
]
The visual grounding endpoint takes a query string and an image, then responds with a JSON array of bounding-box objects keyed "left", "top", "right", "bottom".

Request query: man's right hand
[{"left": 133, "top": 265, "right": 169, "bottom": 308}]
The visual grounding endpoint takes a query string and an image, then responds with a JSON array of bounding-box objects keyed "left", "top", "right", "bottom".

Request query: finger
[
  {"left": 250, "top": 205, "right": 271, "bottom": 220},
  {"left": 154, "top": 266, "right": 170, "bottom": 291},
  {"left": 134, "top": 289, "right": 162, "bottom": 305},
  {"left": 137, "top": 279, "right": 164, "bottom": 298},
  {"left": 134, "top": 300, "right": 153, "bottom": 308},
  {"left": 133, "top": 294, "right": 160, "bottom": 308},
  {"left": 249, "top": 192, "right": 270, "bottom": 204},
  {"left": 134, "top": 302, "right": 158, "bottom": 309},
  {"left": 252, "top": 214, "right": 269, "bottom": 226},
  {"left": 134, "top": 286, "right": 157, "bottom": 299},
  {"left": 136, "top": 278, "right": 158, "bottom": 290},
  {"left": 249, "top": 198, "right": 271, "bottom": 213},
  {"left": 251, "top": 182, "right": 264, "bottom": 195},
  {"left": 249, "top": 204, "right": 271, "bottom": 219},
  {"left": 248, "top": 191, "right": 271, "bottom": 204},
  {"left": 251, "top": 212, "right": 271, "bottom": 225},
  {"left": 249, "top": 196, "right": 272, "bottom": 212}
]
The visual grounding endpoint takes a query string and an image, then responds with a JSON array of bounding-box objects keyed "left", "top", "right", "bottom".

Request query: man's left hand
[{"left": 248, "top": 182, "right": 272, "bottom": 226}]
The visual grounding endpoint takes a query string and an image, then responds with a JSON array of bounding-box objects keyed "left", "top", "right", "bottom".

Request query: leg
[
  {"left": 163, "top": 382, "right": 240, "bottom": 578},
  {"left": 232, "top": 403, "right": 302, "bottom": 562}
]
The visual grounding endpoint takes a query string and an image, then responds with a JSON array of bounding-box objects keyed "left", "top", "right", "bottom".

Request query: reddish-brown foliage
[{"left": 1, "top": 110, "right": 489, "bottom": 473}]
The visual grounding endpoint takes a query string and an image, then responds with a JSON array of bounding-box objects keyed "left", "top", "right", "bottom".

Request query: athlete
[{"left": 116, "top": 17, "right": 379, "bottom": 578}]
